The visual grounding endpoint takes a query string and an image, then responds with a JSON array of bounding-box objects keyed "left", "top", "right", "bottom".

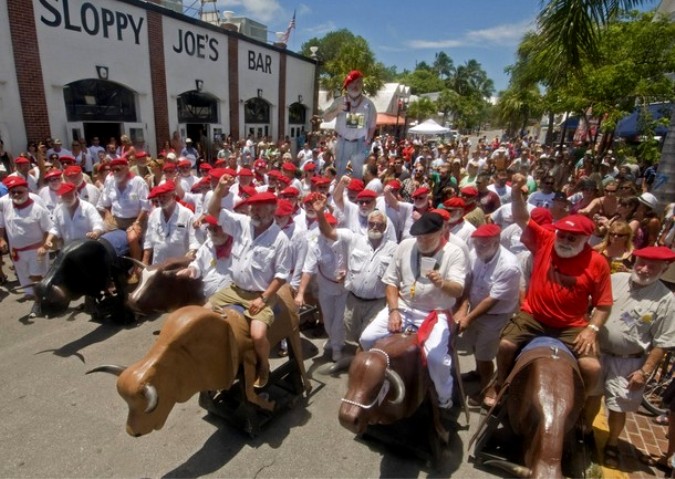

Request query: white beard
[
  {"left": 630, "top": 270, "right": 661, "bottom": 286},
  {"left": 13, "top": 195, "right": 28, "bottom": 205},
  {"left": 554, "top": 239, "right": 586, "bottom": 258},
  {"left": 368, "top": 230, "right": 383, "bottom": 241},
  {"left": 359, "top": 209, "right": 373, "bottom": 218},
  {"left": 250, "top": 218, "right": 261, "bottom": 227}
]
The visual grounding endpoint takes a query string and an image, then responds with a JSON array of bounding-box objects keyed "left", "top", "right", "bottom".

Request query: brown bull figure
[
  {"left": 339, "top": 332, "right": 449, "bottom": 445},
  {"left": 88, "top": 284, "right": 311, "bottom": 437},
  {"left": 473, "top": 337, "right": 585, "bottom": 479}
]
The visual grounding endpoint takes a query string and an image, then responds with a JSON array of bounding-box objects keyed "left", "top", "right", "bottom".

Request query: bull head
[{"left": 33, "top": 282, "right": 69, "bottom": 317}]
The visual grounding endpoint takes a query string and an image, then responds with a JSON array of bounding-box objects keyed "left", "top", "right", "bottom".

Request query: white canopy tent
[{"left": 408, "top": 119, "right": 450, "bottom": 135}]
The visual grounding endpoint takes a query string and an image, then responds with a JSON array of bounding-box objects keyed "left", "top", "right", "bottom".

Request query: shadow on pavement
[{"left": 34, "top": 322, "right": 124, "bottom": 363}]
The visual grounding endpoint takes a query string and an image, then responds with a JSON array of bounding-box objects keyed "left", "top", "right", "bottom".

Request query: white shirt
[
  {"left": 38, "top": 186, "right": 60, "bottom": 213},
  {"left": 143, "top": 203, "right": 199, "bottom": 265},
  {"left": 490, "top": 202, "right": 535, "bottom": 228},
  {"left": 49, "top": 200, "right": 104, "bottom": 245},
  {"left": 280, "top": 219, "right": 309, "bottom": 290},
  {"left": 0, "top": 200, "right": 53, "bottom": 248},
  {"left": 302, "top": 233, "right": 349, "bottom": 296},
  {"left": 88, "top": 145, "right": 105, "bottom": 167},
  {"left": 449, "top": 220, "right": 476, "bottom": 245},
  {"left": 205, "top": 190, "right": 235, "bottom": 212},
  {"left": 217, "top": 209, "right": 291, "bottom": 291},
  {"left": 77, "top": 182, "right": 101, "bottom": 206},
  {"left": 331, "top": 94, "right": 377, "bottom": 141},
  {"left": 179, "top": 174, "right": 198, "bottom": 193},
  {"left": 188, "top": 238, "right": 233, "bottom": 297},
  {"left": 487, "top": 184, "right": 512, "bottom": 205},
  {"left": 528, "top": 191, "right": 556, "bottom": 209},
  {"left": 8, "top": 172, "right": 38, "bottom": 193},
  {"left": 337, "top": 229, "right": 397, "bottom": 299},
  {"left": 98, "top": 175, "right": 150, "bottom": 218},
  {"left": 382, "top": 238, "right": 468, "bottom": 313},
  {"left": 376, "top": 197, "right": 414, "bottom": 242},
  {"left": 339, "top": 199, "right": 397, "bottom": 243},
  {"left": 468, "top": 245, "right": 521, "bottom": 315},
  {"left": 500, "top": 222, "right": 528, "bottom": 255}
]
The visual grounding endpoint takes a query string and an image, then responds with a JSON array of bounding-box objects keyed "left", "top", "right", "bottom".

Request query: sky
[{"left": 183, "top": 0, "right": 548, "bottom": 93}]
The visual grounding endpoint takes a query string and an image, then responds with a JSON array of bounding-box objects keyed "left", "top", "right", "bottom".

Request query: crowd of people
[{"left": 1, "top": 110, "right": 675, "bottom": 471}]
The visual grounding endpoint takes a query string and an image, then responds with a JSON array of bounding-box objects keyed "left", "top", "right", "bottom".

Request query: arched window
[
  {"left": 177, "top": 91, "right": 219, "bottom": 123},
  {"left": 63, "top": 79, "right": 137, "bottom": 122},
  {"left": 244, "top": 98, "right": 270, "bottom": 124},
  {"left": 288, "top": 102, "right": 306, "bottom": 125}
]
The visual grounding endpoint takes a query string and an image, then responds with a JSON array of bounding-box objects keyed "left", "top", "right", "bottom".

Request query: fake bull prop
[
  {"left": 470, "top": 338, "right": 585, "bottom": 479},
  {"left": 88, "top": 285, "right": 312, "bottom": 437}
]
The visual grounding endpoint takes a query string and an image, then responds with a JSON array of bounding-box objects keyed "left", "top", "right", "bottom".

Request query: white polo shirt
[
  {"left": 144, "top": 203, "right": 199, "bottom": 265},
  {"left": 468, "top": 245, "right": 521, "bottom": 315},
  {"left": 218, "top": 208, "right": 291, "bottom": 291},
  {"left": 98, "top": 175, "right": 150, "bottom": 218},
  {"left": 49, "top": 200, "right": 105, "bottom": 245}
]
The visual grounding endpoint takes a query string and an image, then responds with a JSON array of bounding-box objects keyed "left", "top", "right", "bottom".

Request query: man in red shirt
[{"left": 483, "top": 173, "right": 613, "bottom": 408}]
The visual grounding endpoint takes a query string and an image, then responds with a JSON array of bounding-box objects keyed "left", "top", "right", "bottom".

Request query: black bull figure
[
  {"left": 33, "top": 238, "right": 133, "bottom": 321},
  {"left": 471, "top": 338, "right": 585, "bottom": 479}
]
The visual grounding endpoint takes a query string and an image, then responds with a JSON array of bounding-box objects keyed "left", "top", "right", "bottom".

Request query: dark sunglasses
[
  {"left": 357, "top": 199, "right": 374, "bottom": 205},
  {"left": 112, "top": 167, "right": 123, "bottom": 172},
  {"left": 556, "top": 231, "right": 582, "bottom": 242}
]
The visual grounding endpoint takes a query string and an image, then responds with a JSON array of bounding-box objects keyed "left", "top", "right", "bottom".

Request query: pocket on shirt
[{"left": 251, "top": 247, "right": 274, "bottom": 270}]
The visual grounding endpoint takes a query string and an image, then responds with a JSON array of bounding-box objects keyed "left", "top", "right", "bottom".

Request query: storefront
[{"left": 1, "top": 0, "right": 318, "bottom": 157}]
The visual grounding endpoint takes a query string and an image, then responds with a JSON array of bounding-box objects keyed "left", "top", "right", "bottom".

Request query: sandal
[
  {"left": 482, "top": 384, "right": 500, "bottom": 409},
  {"left": 655, "top": 414, "right": 670, "bottom": 426},
  {"left": 603, "top": 444, "right": 620, "bottom": 469}
]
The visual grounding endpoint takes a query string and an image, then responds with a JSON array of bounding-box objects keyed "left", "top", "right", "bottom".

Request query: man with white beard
[
  {"left": 484, "top": 173, "right": 613, "bottom": 409},
  {"left": 584, "top": 246, "right": 675, "bottom": 468},
  {"left": 454, "top": 224, "right": 521, "bottom": 406}
]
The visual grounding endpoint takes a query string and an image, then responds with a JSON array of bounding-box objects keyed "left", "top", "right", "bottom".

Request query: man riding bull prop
[{"left": 484, "top": 173, "right": 613, "bottom": 409}]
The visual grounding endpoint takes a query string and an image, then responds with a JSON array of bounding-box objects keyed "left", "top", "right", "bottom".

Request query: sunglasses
[
  {"left": 610, "top": 232, "right": 629, "bottom": 238},
  {"left": 556, "top": 231, "right": 582, "bottom": 242},
  {"left": 9, "top": 189, "right": 28, "bottom": 195},
  {"left": 367, "top": 222, "right": 385, "bottom": 229},
  {"left": 112, "top": 167, "right": 123, "bottom": 172},
  {"left": 543, "top": 181, "right": 554, "bottom": 186},
  {"left": 357, "top": 199, "right": 374, "bottom": 205},
  {"left": 605, "top": 188, "right": 617, "bottom": 193}
]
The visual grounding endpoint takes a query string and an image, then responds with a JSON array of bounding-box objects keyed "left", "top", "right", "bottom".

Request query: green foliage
[
  {"left": 398, "top": 69, "right": 445, "bottom": 95},
  {"left": 407, "top": 97, "right": 438, "bottom": 122}
]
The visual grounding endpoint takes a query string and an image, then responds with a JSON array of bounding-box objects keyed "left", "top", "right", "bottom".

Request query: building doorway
[
  {"left": 83, "top": 123, "right": 122, "bottom": 147},
  {"left": 244, "top": 97, "right": 270, "bottom": 142},
  {"left": 184, "top": 124, "right": 210, "bottom": 160}
]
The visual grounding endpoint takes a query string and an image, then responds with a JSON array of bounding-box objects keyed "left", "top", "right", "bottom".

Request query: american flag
[{"left": 279, "top": 10, "right": 296, "bottom": 44}]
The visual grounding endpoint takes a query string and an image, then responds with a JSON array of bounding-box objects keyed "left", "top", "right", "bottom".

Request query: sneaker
[{"left": 322, "top": 340, "right": 332, "bottom": 353}]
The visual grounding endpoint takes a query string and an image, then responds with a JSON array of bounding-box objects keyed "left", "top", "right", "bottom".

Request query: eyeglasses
[
  {"left": 9, "top": 189, "right": 28, "bottom": 196},
  {"left": 367, "top": 222, "right": 385, "bottom": 229},
  {"left": 357, "top": 199, "right": 374, "bottom": 205},
  {"left": 556, "top": 231, "right": 582, "bottom": 242},
  {"left": 620, "top": 186, "right": 634, "bottom": 190},
  {"left": 48, "top": 177, "right": 62, "bottom": 182},
  {"left": 604, "top": 189, "right": 617, "bottom": 193},
  {"left": 543, "top": 181, "right": 555, "bottom": 186},
  {"left": 610, "top": 232, "right": 629, "bottom": 238},
  {"left": 112, "top": 167, "right": 123, "bottom": 172}
]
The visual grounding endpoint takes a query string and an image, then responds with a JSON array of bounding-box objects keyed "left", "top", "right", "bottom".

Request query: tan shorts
[
  {"left": 209, "top": 284, "right": 276, "bottom": 327},
  {"left": 462, "top": 312, "right": 512, "bottom": 361},
  {"left": 500, "top": 311, "right": 596, "bottom": 359}
]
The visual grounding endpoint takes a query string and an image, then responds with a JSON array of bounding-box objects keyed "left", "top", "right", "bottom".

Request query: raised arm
[{"left": 509, "top": 173, "right": 531, "bottom": 230}]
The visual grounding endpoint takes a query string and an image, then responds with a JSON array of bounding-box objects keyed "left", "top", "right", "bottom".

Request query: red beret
[
  {"left": 254, "top": 159, "right": 267, "bottom": 168},
  {"left": 311, "top": 176, "right": 331, "bottom": 186},
  {"left": 443, "top": 197, "right": 465, "bottom": 209},
  {"left": 163, "top": 163, "right": 177, "bottom": 172},
  {"left": 246, "top": 192, "right": 278, "bottom": 206},
  {"left": 208, "top": 168, "right": 226, "bottom": 179},
  {"left": 460, "top": 186, "right": 478, "bottom": 197},
  {"left": 303, "top": 162, "right": 316, "bottom": 172},
  {"left": 135, "top": 151, "right": 148, "bottom": 159},
  {"left": 268, "top": 170, "right": 282, "bottom": 180},
  {"left": 277, "top": 175, "right": 291, "bottom": 186},
  {"left": 343, "top": 70, "right": 363, "bottom": 89},
  {"left": 237, "top": 168, "right": 254, "bottom": 177},
  {"left": 223, "top": 167, "right": 237, "bottom": 177},
  {"left": 633, "top": 246, "right": 675, "bottom": 263},
  {"left": 324, "top": 213, "right": 338, "bottom": 226},
  {"left": 59, "top": 155, "right": 76, "bottom": 165},
  {"left": 14, "top": 157, "right": 30, "bottom": 165},
  {"left": 64, "top": 165, "right": 82, "bottom": 176},
  {"left": 148, "top": 181, "right": 176, "bottom": 199},
  {"left": 554, "top": 214, "right": 595, "bottom": 236},
  {"left": 530, "top": 207, "right": 553, "bottom": 226},
  {"left": 430, "top": 208, "right": 450, "bottom": 221},
  {"left": 44, "top": 169, "right": 63, "bottom": 180},
  {"left": 191, "top": 177, "right": 210, "bottom": 192},
  {"left": 110, "top": 158, "right": 128, "bottom": 167},
  {"left": 199, "top": 163, "right": 212, "bottom": 171},
  {"left": 356, "top": 189, "right": 377, "bottom": 200},
  {"left": 239, "top": 185, "right": 258, "bottom": 198},
  {"left": 177, "top": 159, "right": 192, "bottom": 168},
  {"left": 3, "top": 176, "right": 28, "bottom": 189},
  {"left": 347, "top": 178, "right": 365, "bottom": 192},
  {"left": 303, "top": 192, "right": 322, "bottom": 204},
  {"left": 472, "top": 224, "right": 502, "bottom": 238},
  {"left": 275, "top": 199, "right": 294, "bottom": 217},
  {"left": 386, "top": 179, "right": 402, "bottom": 190},
  {"left": 203, "top": 215, "right": 219, "bottom": 227},
  {"left": 280, "top": 186, "right": 300, "bottom": 197},
  {"left": 412, "top": 186, "right": 430, "bottom": 198},
  {"left": 214, "top": 158, "right": 227, "bottom": 167},
  {"left": 282, "top": 162, "right": 297, "bottom": 173},
  {"left": 56, "top": 182, "right": 76, "bottom": 196}
]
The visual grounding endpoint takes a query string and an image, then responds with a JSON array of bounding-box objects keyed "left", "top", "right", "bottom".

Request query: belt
[
  {"left": 349, "top": 292, "right": 382, "bottom": 302},
  {"left": 11, "top": 240, "right": 44, "bottom": 261},
  {"left": 233, "top": 285, "right": 264, "bottom": 295},
  {"left": 338, "top": 134, "right": 363, "bottom": 143},
  {"left": 603, "top": 351, "right": 644, "bottom": 359}
]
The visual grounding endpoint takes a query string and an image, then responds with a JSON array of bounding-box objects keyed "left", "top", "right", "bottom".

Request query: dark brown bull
[
  {"left": 88, "top": 285, "right": 311, "bottom": 436},
  {"left": 339, "top": 332, "right": 449, "bottom": 444},
  {"left": 473, "top": 338, "right": 585, "bottom": 479}
]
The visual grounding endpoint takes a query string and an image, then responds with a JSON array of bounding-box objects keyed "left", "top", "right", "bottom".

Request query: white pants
[
  {"left": 13, "top": 249, "right": 49, "bottom": 296},
  {"left": 318, "top": 290, "right": 348, "bottom": 351},
  {"left": 360, "top": 307, "right": 454, "bottom": 405}
]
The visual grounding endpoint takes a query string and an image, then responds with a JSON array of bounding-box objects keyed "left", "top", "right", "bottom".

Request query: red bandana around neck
[
  {"left": 215, "top": 235, "right": 233, "bottom": 259},
  {"left": 13, "top": 198, "right": 34, "bottom": 210}
]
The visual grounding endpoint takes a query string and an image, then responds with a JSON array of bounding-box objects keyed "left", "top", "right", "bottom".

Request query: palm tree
[{"left": 537, "top": 0, "right": 673, "bottom": 208}]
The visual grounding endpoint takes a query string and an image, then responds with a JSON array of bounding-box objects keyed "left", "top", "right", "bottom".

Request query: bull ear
[{"left": 86, "top": 365, "right": 127, "bottom": 376}]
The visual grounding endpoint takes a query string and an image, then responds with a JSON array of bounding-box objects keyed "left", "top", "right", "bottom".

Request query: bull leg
[
  {"left": 242, "top": 351, "right": 275, "bottom": 411},
  {"left": 428, "top": 389, "right": 450, "bottom": 445},
  {"left": 286, "top": 318, "right": 312, "bottom": 395}
]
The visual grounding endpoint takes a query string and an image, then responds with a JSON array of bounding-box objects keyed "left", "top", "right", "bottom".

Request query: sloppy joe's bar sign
[{"left": 38, "top": 0, "right": 145, "bottom": 45}]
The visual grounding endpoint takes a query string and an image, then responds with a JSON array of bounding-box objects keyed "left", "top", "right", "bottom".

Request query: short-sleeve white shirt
[
  {"left": 468, "top": 245, "right": 521, "bottom": 315},
  {"left": 49, "top": 200, "right": 104, "bottom": 245}
]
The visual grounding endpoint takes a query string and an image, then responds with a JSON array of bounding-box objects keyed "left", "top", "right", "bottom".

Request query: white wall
[
  {"left": 238, "top": 40, "right": 280, "bottom": 138},
  {"left": 163, "top": 16, "right": 229, "bottom": 137},
  {"left": 33, "top": 0, "right": 155, "bottom": 151},
  {"left": 285, "top": 55, "right": 315, "bottom": 137},
  {"left": 0, "top": 0, "right": 26, "bottom": 154}
]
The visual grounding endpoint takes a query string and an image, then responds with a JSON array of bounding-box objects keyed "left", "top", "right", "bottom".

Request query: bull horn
[
  {"left": 482, "top": 459, "right": 531, "bottom": 478},
  {"left": 86, "top": 365, "right": 127, "bottom": 376},
  {"left": 122, "top": 256, "right": 146, "bottom": 270},
  {"left": 11, "top": 282, "right": 39, "bottom": 293},
  {"left": 143, "top": 384, "right": 158, "bottom": 413},
  {"left": 384, "top": 368, "right": 405, "bottom": 406}
]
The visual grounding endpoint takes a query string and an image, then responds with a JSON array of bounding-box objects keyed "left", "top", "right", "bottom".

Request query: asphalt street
[{"left": 0, "top": 271, "right": 502, "bottom": 479}]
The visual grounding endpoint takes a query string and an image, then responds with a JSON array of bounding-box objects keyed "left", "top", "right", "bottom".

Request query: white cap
[{"left": 638, "top": 192, "right": 658, "bottom": 210}]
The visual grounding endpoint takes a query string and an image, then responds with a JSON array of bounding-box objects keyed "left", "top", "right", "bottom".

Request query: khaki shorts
[
  {"left": 500, "top": 311, "right": 596, "bottom": 359},
  {"left": 462, "top": 312, "right": 512, "bottom": 361},
  {"left": 209, "top": 284, "right": 276, "bottom": 327}
]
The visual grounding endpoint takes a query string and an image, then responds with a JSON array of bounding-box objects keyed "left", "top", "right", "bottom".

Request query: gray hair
[{"left": 368, "top": 209, "right": 387, "bottom": 225}]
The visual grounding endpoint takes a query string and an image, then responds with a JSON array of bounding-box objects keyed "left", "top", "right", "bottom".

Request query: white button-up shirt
[
  {"left": 337, "top": 229, "right": 397, "bottom": 299},
  {"left": 188, "top": 238, "right": 233, "bottom": 297},
  {"left": 38, "top": 186, "right": 59, "bottom": 213},
  {"left": 468, "top": 245, "right": 521, "bottom": 315},
  {"left": 77, "top": 183, "right": 101, "bottom": 207},
  {"left": 98, "top": 175, "right": 149, "bottom": 218},
  {"left": 0, "top": 200, "right": 53, "bottom": 248},
  {"left": 339, "top": 199, "right": 397, "bottom": 243},
  {"left": 49, "top": 200, "right": 104, "bottom": 245},
  {"left": 218, "top": 208, "right": 291, "bottom": 291},
  {"left": 302, "top": 232, "right": 349, "bottom": 296},
  {"left": 144, "top": 203, "right": 199, "bottom": 264}
]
